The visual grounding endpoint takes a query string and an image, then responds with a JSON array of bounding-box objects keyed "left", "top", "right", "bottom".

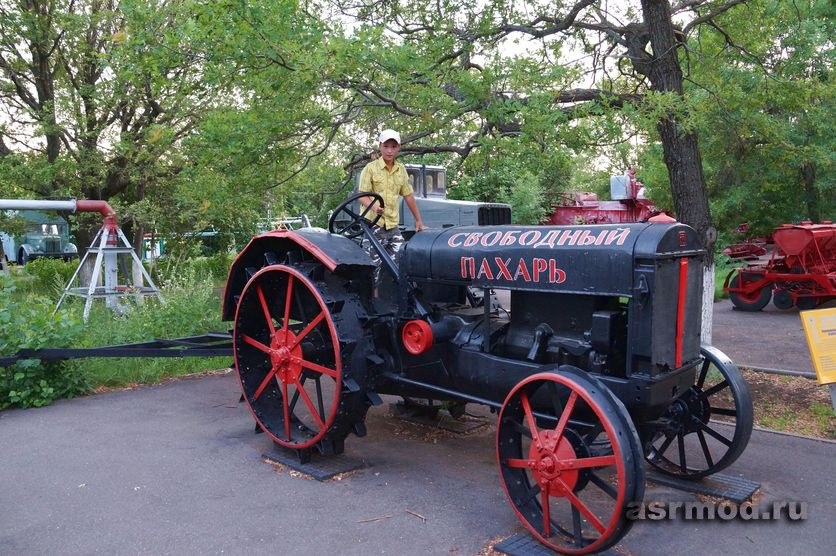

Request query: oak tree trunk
[
  {"left": 639, "top": 0, "right": 715, "bottom": 259},
  {"left": 640, "top": 0, "right": 716, "bottom": 342}
]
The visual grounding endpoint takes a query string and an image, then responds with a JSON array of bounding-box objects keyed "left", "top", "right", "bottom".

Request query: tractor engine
[{"left": 395, "top": 222, "right": 705, "bottom": 421}]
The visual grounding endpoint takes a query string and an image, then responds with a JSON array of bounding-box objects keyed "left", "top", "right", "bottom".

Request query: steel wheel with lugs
[
  {"left": 497, "top": 366, "right": 645, "bottom": 554},
  {"left": 233, "top": 263, "right": 369, "bottom": 455}
]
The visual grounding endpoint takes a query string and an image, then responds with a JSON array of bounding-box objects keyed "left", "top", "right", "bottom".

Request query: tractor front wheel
[
  {"left": 646, "top": 345, "right": 753, "bottom": 479},
  {"left": 497, "top": 366, "right": 644, "bottom": 554}
]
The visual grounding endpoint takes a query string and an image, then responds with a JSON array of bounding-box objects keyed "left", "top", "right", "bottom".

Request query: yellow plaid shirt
[{"left": 358, "top": 158, "right": 413, "bottom": 230}]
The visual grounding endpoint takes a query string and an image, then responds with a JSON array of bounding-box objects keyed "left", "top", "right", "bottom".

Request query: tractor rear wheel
[
  {"left": 728, "top": 275, "right": 771, "bottom": 312},
  {"left": 233, "top": 263, "right": 370, "bottom": 456},
  {"left": 497, "top": 366, "right": 644, "bottom": 554},
  {"left": 646, "top": 345, "right": 753, "bottom": 479}
]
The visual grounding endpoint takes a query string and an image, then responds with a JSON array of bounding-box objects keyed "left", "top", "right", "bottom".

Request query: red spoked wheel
[
  {"left": 497, "top": 366, "right": 644, "bottom": 554},
  {"left": 234, "top": 264, "right": 347, "bottom": 451}
]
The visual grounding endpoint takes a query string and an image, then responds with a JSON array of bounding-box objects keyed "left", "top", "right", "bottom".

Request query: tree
[
  {"left": 254, "top": 0, "right": 758, "bottom": 257},
  {"left": 682, "top": 0, "right": 834, "bottom": 236},
  {"left": 0, "top": 1, "right": 225, "bottom": 248}
]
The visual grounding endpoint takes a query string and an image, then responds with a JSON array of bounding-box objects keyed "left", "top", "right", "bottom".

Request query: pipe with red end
[
  {"left": 75, "top": 200, "right": 118, "bottom": 232},
  {"left": 75, "top": 200, "right": 117, "bottom": 220},
  {"left": 0, "top": 198, "right": 117, "bottom": 227}
]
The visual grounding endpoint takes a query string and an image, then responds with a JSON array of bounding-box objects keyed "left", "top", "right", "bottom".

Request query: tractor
[{"left": 222, "top": 192, "right": 753, "bottom": 554}]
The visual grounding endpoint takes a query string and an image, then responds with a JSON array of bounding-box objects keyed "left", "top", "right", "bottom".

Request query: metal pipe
[
  {"left": 382, "top": 372, "right": 502, "bottom": 409},
  {"left": 0, "top": 199, "right": 78, "bottom": 211},
  {"left": 0, "top": 198, "right": 117, "bottom": 223},
  {"left": 75, "top": 200, "right": 116, "bottom": 219},
  {"left": 745, "top": 365, "right": 816, "bottom": 379}
]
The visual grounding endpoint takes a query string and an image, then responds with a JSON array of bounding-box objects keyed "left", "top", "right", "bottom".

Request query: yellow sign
[{"left": 800, "top": 307, "right": 836, "bottom": 385}]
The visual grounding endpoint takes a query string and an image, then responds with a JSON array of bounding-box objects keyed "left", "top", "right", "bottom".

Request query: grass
[
  {"left": 742, "top": 368, "right": 835, "bottom": 439},
  {"left": 713, "top": 257, "right": 736, "bottom": 301},
  {"left": 67, "top": 271, "right": 230, "bottom": 388},
  {"left": 811, "top": 402, "right": 835, "bottom": 433},
  {"left": 3, "top": 256, "right": 232, "bottom": 393}
]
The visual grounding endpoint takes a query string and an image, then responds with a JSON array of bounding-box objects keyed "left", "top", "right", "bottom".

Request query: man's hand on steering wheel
[
  {"left": 328, "top": 191, "right": 385, "bottom": 239},
  {"left": 363, "top": 201, "right": 384, "bottom": 216}
]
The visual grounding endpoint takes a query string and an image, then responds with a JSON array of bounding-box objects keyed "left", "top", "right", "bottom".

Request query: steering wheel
[{"left": 328, "top": 192, "right": 385, "bottom": 239}]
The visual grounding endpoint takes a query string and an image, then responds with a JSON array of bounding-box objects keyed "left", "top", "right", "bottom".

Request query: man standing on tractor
[{"left": 358, "top": 129, "right": 427, "bottom": 288}]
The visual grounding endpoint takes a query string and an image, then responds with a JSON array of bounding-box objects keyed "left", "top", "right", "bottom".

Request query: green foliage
[
  {"left": 149, "top": 250, "right": 235, "bottom": 290},
  {"left": 503, "top": 176, "right": 549, "bottom": 225},
  {"left": 0, "top": 213, "right": 26, "bottom": 237},
  {"left": 21, "top": 258, "right": 78, "bottom": 298},
  {"left": 1, "top": 0, "right": 831, "bottom": 257},
  {"left": 0, "top": 276, "right": 88, "bottom": 409},
  {"left": 0, "top": 256, "right": 229, "bottom": 408},
  {"left": 451, "top": 165, "right": 548, "bottom": 224},
  {"left": 685, "top": 0, "right": 835, "bottom": 234},
  {"left": 180, "top": 252, "right": 236, "bottom": 284},
  {"left": 65, "top": 269, "right": 228, "bottom": 388},
  {"left": 712, "top": 255, "right": 738, "bottom": 301},
  {"left": 0, "top": 0, "right": 256, "bottom": 253},
  {"left": 76, "top": 275, "right": 223, "bottom": 349}
]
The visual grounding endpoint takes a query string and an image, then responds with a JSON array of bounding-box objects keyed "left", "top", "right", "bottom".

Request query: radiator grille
[
  {"left": 477, "top": 205, "right": 512, "bottom": 225},
  {"left": 43, "top": 238, "right": 61, "bottom": 253}
]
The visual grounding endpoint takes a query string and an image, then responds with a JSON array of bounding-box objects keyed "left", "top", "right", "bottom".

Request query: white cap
[{"left": 377, "top": 129, "right": 401, "bottom": 144}]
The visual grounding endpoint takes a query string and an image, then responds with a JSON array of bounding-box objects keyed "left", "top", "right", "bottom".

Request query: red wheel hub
[
  {"left": 529, "top": 429, "right": 580, "bottom": 494},
  {"left": 269, "top": 329, "right": 303, "bottom": 383}
]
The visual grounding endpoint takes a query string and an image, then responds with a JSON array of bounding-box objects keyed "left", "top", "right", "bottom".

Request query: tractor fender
[{"left": 222, "top": 228, "right": 374, "bottom": 320}]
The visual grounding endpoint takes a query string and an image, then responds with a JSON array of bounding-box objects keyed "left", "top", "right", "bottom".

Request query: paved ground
[
  {"left": 0, "top": 298, "right": 827, "bottom": 554},
  {"left": 1, "top": 372, "right": 834, "bottom": 555},
  {"left": 711, "top": 299, "right": 813, "bottom": 374}
]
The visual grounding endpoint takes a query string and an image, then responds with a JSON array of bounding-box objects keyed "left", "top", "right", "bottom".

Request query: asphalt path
[
  {"left": 711, "top": 299, "right": 813, "bottom": 375},
  {"left": 1, "top": 372, "right": 834, "bottom": 555}
]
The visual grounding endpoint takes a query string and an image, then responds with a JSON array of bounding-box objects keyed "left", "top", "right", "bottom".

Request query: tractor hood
[{"left": 401, "top": 223, "right": 704, "bottom": 296}]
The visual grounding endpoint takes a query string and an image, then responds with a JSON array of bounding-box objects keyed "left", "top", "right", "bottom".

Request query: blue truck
[{"left": 0, "top": 210, "right": 78, "bottom": 265}]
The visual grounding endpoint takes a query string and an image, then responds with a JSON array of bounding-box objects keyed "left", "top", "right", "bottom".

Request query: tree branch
[{"left": 682, "top": 0, "right": 746, "bottom": 35}]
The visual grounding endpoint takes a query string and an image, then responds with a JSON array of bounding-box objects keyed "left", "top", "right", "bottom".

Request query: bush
[
  {"left": 22, "top": 258, "right": 78, "bottom": 298},
  {"left": 451, "top": 167, "right": 549, "bottom": 224},
  {"left": 0, "top": 276, "right": 88, "bottom": 409},
  {"left": 147, "top": 250, "right": 235, "bottom": 288},
  {"left": 1, "top": 262, "right": 229, "bottom": 407},
  {"left": 713, "top": 254, "right": 738, "bottom": 301},
  {"left": 72, "top": 272, "right": 228, "bottom": 387},
  {"left": 181, "top": 251, "right": 235, "bottom": 283}
]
